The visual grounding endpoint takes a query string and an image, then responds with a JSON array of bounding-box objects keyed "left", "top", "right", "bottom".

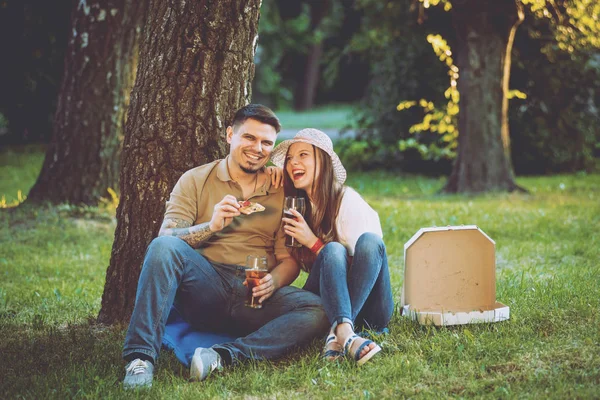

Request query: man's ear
[{"left": 226, "top": 126, "right": 234, "bottom": 144}]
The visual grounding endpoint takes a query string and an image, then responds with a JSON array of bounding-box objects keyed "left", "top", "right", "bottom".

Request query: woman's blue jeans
[
  {"left": 123, "top": 236, "right": 328, "bottom": 365},
  {"left": 303, "top": 232, "right": 394, "bottom": 332}
]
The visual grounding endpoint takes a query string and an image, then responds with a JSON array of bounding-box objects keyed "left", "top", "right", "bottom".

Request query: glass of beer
[
  {"left": 245, "top": 255, "right": 268, "bottom": 309},
  {"left": 284, "top": 196, "right": 306, "bottom": 248}
]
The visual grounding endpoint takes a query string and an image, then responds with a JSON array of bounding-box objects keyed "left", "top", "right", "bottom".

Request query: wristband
[{"left": 310, "top": 238, "right": 325, "bottom": 254}]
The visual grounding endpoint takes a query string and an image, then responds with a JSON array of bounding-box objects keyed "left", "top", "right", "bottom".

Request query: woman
[{"left": 271, "top": 128, "right": 394, "bottom": 365}]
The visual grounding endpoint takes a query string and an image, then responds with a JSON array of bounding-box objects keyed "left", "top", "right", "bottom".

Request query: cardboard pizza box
[{"left": 401, "top": 225, "right": 510, "bottom": 326}]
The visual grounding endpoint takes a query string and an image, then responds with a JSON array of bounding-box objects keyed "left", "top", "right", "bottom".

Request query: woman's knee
[
  {"left": 319, "top": 242, "right": 348, "bottom": 265},
  {"left": 321, "top": 241, "right": 346, "bottom": 257},
  {"left": 355, "top": 232, "right": 385, "bottom": 256}
]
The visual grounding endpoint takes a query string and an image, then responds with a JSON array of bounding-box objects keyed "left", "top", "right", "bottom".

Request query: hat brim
[{"left": 271, "top": 138, "right": 347, "bottom": 184}]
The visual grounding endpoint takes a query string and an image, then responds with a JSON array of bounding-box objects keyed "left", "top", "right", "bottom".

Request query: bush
[{"left": 509, "top": 7, "right": 600, "bottom": 174}]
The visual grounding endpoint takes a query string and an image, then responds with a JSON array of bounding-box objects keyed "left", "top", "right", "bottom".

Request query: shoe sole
[
  {"left": 190, "top": 348, "right": 205, "bottom": 381},
  {"left": 123, "top": 381, "right": 152, "bottom": 390},
  {"left": 356, "top": 344, "right": 382, "bottom": 366}
]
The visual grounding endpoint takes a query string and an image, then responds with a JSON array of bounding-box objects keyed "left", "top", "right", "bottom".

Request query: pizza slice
[{"left": 238, "top": 200, "right": 266, "bottom": 215}]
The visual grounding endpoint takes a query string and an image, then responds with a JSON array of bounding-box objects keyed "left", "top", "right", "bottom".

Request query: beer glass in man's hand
[
  {"left": 245, "top": 255, "right": 268, "bottom": 309},
  {"left": 283, "top": 196, "right": 306, "bottom": 248}
]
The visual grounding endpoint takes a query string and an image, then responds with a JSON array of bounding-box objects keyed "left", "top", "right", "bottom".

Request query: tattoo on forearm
[{"left": 159, "top": 218, "right": 215, "bottom": 248}]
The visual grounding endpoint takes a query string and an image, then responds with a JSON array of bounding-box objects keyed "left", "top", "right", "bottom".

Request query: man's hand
[
  {"left": 209, "top": 195, "right": 241, "bottom": 232},
  {"left": 282, "top": 208, "right": 319, "bottom": 248},
  {"left": 266, "top": 166, "right": 284, "bottom": 188},
  {"left": 244, "top": 273, "right": 277, "bottom": 303}
]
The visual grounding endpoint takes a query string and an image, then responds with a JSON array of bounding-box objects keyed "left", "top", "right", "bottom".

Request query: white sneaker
[
  {"left": 190, "top": 348, "right": 223, "bottom": 381},
  {"left": 123, "top": 359, "right": 153, "bottom": 389}
]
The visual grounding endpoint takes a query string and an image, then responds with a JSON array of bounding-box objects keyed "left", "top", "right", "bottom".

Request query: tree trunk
[
  {"left": 97, "top": 0, "right": 261, "bottom": 325},
  {"left": 26, "top": 0, "right": 145, "bottom": 205},
  {"left": 443, "top": 0, "right": 525, "bottom": 193},
  {"left": 294, "top": 0, "right": 329, "bottom": 111}
]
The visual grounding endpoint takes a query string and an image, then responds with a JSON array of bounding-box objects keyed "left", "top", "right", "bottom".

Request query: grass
[
  {"left": 274, "top": 104, "right": 355, "bottom": 130},
  {"left": 0, "top": 144, "right": 45, "bottom": 207},
  {"left": 1, "top": 147, "right": 599, "bottom": 398}
]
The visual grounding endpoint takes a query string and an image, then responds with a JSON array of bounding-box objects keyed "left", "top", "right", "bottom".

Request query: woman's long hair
[{"left": 283, "top": 145, "right": 345, "bottom": 271}]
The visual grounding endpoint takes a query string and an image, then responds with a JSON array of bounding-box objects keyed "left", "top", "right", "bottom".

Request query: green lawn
[
  {"left": 1, "top": 147, "right": 599, "bottom": 398},
  {"left": 275, "top": 104, "right": 355, "bottom": 130}
]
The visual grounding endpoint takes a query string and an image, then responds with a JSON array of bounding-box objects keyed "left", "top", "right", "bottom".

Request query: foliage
[
  {"left": 1, "top": 149, "right": 599, "bottom": 397},
  {"left": 510, "top": 3, "right": 600, "bottom": 173},
  {"left": 0, "top": 144, "right": 44, "bottom": 207},
  {"left": 348, "top": 0, "right": 600, "bottom": 174},
  {"left": 254, "top": 0, "right": 313, "bottom": 108},
  {"left": 396, "top": 34, "right": 459, "bottom": 162},
  {"left": 0, "top": 1, "right": 70, "bottom": 144},
  {"left": 254, "top": 0, "right": 348, "bottom": 109},
  {"left": 342, "top": 0, "right": 452, "bottom": 172},
  {"left": 417, "top": 0, "right": 452, "bottom": 11},
  {"left": 335, "top": 137, "right": 392, "bottom": 171},
  {"left": 522, "top": 0, "right": 600, "bottom": 53},
  {"left": 396, "top": 34, "right": 528, "bottom": 163}
]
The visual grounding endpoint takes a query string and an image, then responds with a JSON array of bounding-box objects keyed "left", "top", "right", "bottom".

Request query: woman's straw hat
[{"left": 271, "top": 128, "right": 347, "bottom": 184}]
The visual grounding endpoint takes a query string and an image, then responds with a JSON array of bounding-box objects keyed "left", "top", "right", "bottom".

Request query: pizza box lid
[{"left": 401, "top": 225, "right": 509, "bottom": 326}]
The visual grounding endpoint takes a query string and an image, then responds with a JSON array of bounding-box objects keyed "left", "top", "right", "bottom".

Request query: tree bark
[
  {"left": 443, "top": 0, "right": 525, "bottom": 193},
  {"left": 97, "top": 0, "right": 261, "bottom": 325},
  {"left": 26, "top": 0, "right": 145, "bottom": 205}
]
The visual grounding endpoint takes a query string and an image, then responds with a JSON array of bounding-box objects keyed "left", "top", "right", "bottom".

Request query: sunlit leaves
[
  {"left": 0, "top": 190, "right": 26, "bottom": 209},
  {"left": 521, "top": 0, "right": 600, "bottom": 56},
  {"left": 418, "top": 0, "right": 452, "bottom": 11},
  {"left": 397, "top": 34, "right": 459, "bottom": 161},
  {"left": 396, "top": 32, "right": 526, "bottom": 162},
  {"left": 507, "top": 89, "right": 528, "bottom": 100}
]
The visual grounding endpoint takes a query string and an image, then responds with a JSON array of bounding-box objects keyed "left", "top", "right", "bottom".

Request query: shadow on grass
[
  {"left": 0, "top": 321, "right": 128, "bottom": 397},
  {"left": 0, "top": 318, "right": 330, "bottom": 398}
]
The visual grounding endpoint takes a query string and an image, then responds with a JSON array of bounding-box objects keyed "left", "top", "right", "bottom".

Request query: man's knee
[
  {"left": 142, "top": 236, "right": 190, "bottom": 275},
  {"left": 146, "top": 236, "right": 186, "bottom": 260},
  {"left": 147, "top": 235, "right": 183, "bottom": 252},
  {"left": 291, "top": 289, "right": 329, "bottom": 332}
]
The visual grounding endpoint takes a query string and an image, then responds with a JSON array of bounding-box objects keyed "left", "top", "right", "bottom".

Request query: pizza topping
[{"left": 238, "top": 201, "right": 265, "bottom": 215}]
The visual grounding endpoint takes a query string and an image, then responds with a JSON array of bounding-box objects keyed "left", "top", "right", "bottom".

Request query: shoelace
[{"left": 127, "top": 360, "right": 149, "bottom": 375}]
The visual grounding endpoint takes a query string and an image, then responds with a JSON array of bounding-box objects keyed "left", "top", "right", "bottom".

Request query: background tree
[
  {"left": 26, "top": 0, "right": 145, "bottom": 205},
  {"left": 340, "top": 0, "right": 453, "bottom": 173},
  {"left": 98, "top": 0, "right": 261, "bottom": 324},
  {"left": 510, "top": 0, "right": 600, "bottom": 174},
  {"left": 344, "top": 0, "right": 599, "bottom": 180},
  {"left": 443, "top": 0, "right": 524, "bottom": 193},
  {"left": 293, "top": 0, "right": 332, "bottom": 111},
  {"left": 253, "top": 0, "right": 365, "bottom": 110}
]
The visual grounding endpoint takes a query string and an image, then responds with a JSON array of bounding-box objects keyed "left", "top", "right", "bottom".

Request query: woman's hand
[
  {"left": 265, "top": 166, "right": 284, "bottom": 188},
  {"left": 282, "top": 208, "right": 319, "bottom": 248}
]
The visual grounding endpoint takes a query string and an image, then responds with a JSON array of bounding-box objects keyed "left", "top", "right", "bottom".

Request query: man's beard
[{"left": 240, "top": 164, "right": 260, "bottom": 174}]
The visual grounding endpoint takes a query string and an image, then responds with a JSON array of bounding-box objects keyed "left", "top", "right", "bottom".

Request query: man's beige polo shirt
[{"left": 164, "top": 156, "right": 286, "bottom": 268}]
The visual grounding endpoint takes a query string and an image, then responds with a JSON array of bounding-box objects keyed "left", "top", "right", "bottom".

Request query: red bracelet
[{"left": 310, "top": 238, "right": 325, "bottom": 254}]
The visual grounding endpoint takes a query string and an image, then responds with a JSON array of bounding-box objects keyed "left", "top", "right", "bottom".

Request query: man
[{"left": 122, "top": 104, "right": 328, "bottom": 389}]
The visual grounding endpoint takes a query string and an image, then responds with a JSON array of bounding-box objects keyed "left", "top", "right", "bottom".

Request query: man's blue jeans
[
  {"left": 123, "top": 236, "right": 329, "bottom": 365},
  {"left": 303, "top": 232, "right": 394, "bottom": 332}
]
